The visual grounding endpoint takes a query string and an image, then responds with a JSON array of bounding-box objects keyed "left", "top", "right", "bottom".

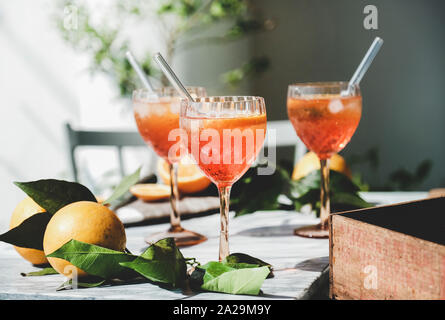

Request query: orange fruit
[
  {"left": 10, "top": 197, "right": 48, "bottom": 265},
  {"left": 292, "top": 151, "right": 351, "bottom": 181},
  {"left": 95, "top": 196, "right": 110, "bottom": 207},
  {"left": 157, "top": 157, "right": 211, "bottom": 194},
  {"left": 43, "top": 201, "right": 126, "bottom": 278},
  {"left": 130, "top": 184, "right": 171, "bottom": 202}
]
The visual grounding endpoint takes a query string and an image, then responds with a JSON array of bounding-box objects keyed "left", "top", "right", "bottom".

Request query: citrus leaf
[
  {"left": 119, "top": 238, "right": 187, "bottom": 287},
  {"left": 231, "top": 162, "right": 289, "bottom": 217},
  {"left": 189, "top": 266, "right": 206, "bottom": 290},
  {"left": 189, "top": 261, "right": 235, "bottom": 290},
  {"left": 223, "top": 253, "right": 273, "bottom": 278},
  {"left": 223, "top": 253, "right": 272, "bottom": 270},
  {"left": 103, "top": 167, "right": 141, "bottom": 205},
  {"left": 0, "top": 212, "right": 52, "bottom": 250},
  {"left": 201, "top": 264, "right": 270, "bottom": 295},
  {"left": 190, "top": 257, "right": 271, "bottom": 295},
  {"left": 14, "top": 180, "right": 96, "bottom": 215},
  {"left": 288, "top": 170, "right": 371, "bottom": 216},
  {"left": 21, "top": 267, "right": 58, "bottom": 277},
  {"left": 331, "top": 192, "right": 373, "bottom": 209},
  {"left": 288, "top": 170, "right": 320, "bottom": 199},
  {"left": 46, "top": 239, "right": 136, "bottom": 279},
  {"left": 202, "top": 261, "right": 235, "bottom": 281},
  {"left": 56, "top": 278, "right": 106, "bottom": 291}
]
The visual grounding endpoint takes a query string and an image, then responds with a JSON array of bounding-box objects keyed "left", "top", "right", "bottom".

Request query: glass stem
[
  {"left": 218, "top": 186, "right": 231, "bottom": 261},
  {"left": 168, "top": 162, "right": 182, "bottom": 232},
  {"left": 320, "top": 159, "right": 330, "bottom": 230}
]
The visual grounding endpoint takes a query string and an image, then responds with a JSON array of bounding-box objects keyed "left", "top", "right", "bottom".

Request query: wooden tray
[{"left": 329, "top": 196, "right": 445, "bottom": 300}]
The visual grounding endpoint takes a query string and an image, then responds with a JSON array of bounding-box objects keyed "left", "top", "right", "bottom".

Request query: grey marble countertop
[
  {"left": 0, "top": 192, "right": 427, "bottom": 300},
  {"left": 0, "top": 210, "right": 328, "bottom": 300}
]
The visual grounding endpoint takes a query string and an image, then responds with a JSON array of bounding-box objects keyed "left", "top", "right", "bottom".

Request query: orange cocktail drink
[
  {"left": 287, "top": 82, "right": 362, "bottom": 238},
  {"left": 132, "top": 87, "right": 207, "bottom": 246},
  {"left": 182, "top": 115, "right": 267, "bottom": 187},
  {"left": 180, "top": 96, "right": 267, "bottom": 261},
  {"left": 287, "top": 94, "right": 361, "bottom": 160},
  {"left": 134, "top": 97, "right": 182, "bottom": 162}
]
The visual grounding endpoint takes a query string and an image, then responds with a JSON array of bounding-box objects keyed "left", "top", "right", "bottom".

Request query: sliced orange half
[
  {"left": 158, "top": 157, "right": 211, "bottom": 194},
  {"left": 130, "top": 184, "right": 171, "bottom": 202}
]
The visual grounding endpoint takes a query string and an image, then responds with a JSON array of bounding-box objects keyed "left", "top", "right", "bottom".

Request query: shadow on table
[
  {"left": 234, "top": 224, "right": 309, "bottom": 237},
  {"left": 294, "top": 256, "right": 329, "bottom": 272}
]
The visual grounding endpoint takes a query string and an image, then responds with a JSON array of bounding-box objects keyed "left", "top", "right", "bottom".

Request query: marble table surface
[{"left": 0, "top": 192, "right": 427, "bottom": 300}]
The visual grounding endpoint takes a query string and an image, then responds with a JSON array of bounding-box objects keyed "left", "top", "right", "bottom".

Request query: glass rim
[
  {"left": 288, "top": 81, "right": 358, "bottom": 88},
  {"left": 133, "top": 86, "right": 206, "bottom": 96},
  {"left": 182, "top": 95, "right": 265, "bottom": 104}
]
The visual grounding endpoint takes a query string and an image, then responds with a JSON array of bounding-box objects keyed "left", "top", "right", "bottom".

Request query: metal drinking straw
[
  {"left": 152, "top": 52, "right": 195, "bottom": 102},
  {"left": 125, "top": 51, "right": 155, "bottom": 92}
]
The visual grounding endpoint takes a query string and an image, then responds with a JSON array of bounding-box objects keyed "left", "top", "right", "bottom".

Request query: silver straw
[
  {"left": 153, "top": 52, "right": 195, "bottom": 102},
  {"left": 125, "top": 51, "right": 155, "bottom": 92},
  {"left": 347, "top": 37, "right": 384, "bottom": 90}
]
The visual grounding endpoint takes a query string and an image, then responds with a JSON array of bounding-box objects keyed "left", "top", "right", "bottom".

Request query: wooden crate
[{"left": 330, "top": 196, "right": 445, "bottom": 300}]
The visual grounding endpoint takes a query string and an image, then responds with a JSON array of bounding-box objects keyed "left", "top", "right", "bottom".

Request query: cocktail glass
[
  {"left": 180, "top": 96, "right": 267, "bottom": 260},
  {"left": 287, "top": 82, "right": 362, "bottom": 238},
  {"left": 133, "top": 86, "right": 208, "bottom": 246}
]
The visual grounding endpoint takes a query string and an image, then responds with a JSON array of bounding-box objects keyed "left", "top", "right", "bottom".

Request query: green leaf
[
  {"left": 119, "top": 238, "right": 187, "bottom": 287},
  {"left": 103, "top": 167, "right": 141, "bottom": 205},
  {"left": 201, "top": 261, "right": 235, "bottom": 280},
  {"left": 56, "top": 278, "right": 106, "bottom": 291},
  {"left": 0, "top": 212, "right": 52, "bottom": 250},
  {"left": 231, "top": 162, "right": 289, "bottom": 217},
  {"left": 190, "top": 254, "right": 272, "bottom": 295},
  {"left": 189, "top": 265, "right": 206, "bottom": 290},
  {"left": 46, "top": 239, "right": 136, "bottom": 279},
  {"left": 223, "top": 253, "right": 272, "bottom": 270},
  {"left": 14, "top": 180, "right": 96, "bottom": 215},
  {"left": 288, "top": 170, "right": 371, "bottom": 216},
  {"left": 331, "top": 192, "right": 373, "bottom": 209},
  {"left": 21, "top": 267, "right": 58, "bottom": 277},
  {"left": 200, "top": 264, "right": 270, "bottom": 295},
  {"left": 288, "top": 171, "right": 320, "bottom": 199},
  {"left": 189, "top": 261, "right": 236, "bottom": 290},
  {"left": 223, "top": 253, "right": 273, "bottom": 278}
]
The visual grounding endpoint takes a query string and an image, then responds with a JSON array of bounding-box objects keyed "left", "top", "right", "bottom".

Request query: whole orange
[
  {"left": 292, "top": 152, "right": 352, "bottom": 181},
  {"left": 10, "top": 197, "right": 48, "bottom": 265},
  {"left": 43, "top": 201, "right": 126, "bottom": 278}
]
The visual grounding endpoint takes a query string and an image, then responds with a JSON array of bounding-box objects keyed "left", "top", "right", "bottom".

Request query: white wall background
[{"left": 0, "top": 1, "right": 156, "bottom": 230}]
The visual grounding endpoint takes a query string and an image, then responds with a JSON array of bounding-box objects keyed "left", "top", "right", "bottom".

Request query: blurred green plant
[
  {"left": 347, "top": 146, "right": 433, "bottom": 191},
  {"left": 54, "top": 0, "right": 275, "bottom": 97},
  {"left": 231, "top": 162, "right": 371, "bottom": 217},
  {"left": 385, "top": 160, "right": 433, "bottom": 191},
  {"left": 287, "top": 170, "right": 372, "bottom": 216}
]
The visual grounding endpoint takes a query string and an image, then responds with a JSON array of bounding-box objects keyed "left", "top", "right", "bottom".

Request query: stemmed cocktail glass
[
  {"left": 133, "top": 86, "right": 208, "bottom": 246},
  {"left": 287, "top": 82, "right": 362, "bottom": 238},
  {"left": 180, "top": 96, "right": 267, "bottom": 261}
]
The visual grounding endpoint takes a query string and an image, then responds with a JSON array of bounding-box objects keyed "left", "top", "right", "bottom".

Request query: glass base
[
  {"left": 294, "top": 223, "right": 329, "bottom": 239},
  {"left": 144, "top": 227, "right": 208, "bottom": 247}
]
